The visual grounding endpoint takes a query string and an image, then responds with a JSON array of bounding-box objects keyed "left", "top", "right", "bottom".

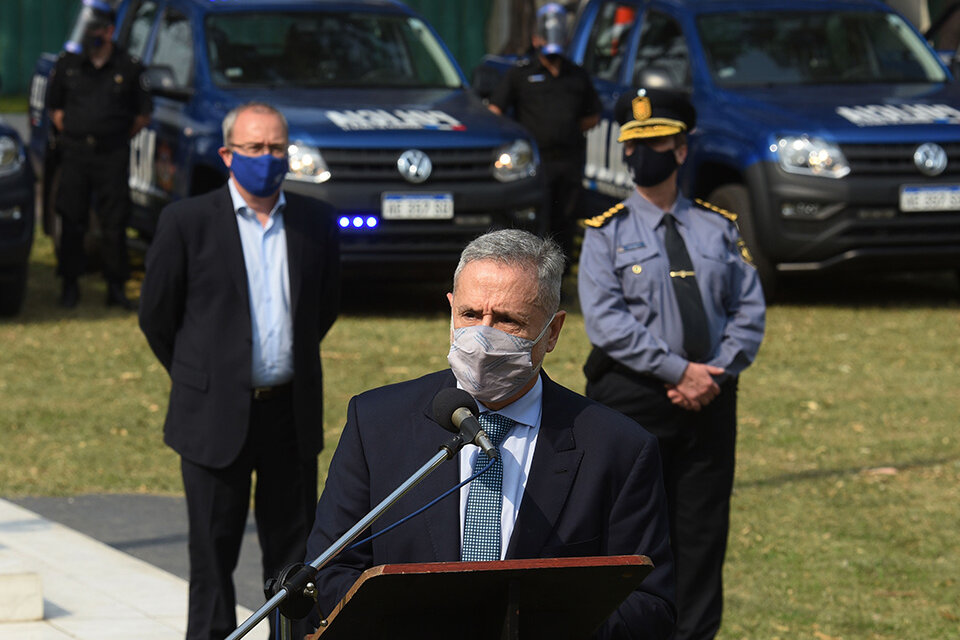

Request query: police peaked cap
[{"left": 616, "top": 88, "right": 696, "bottom": 142}]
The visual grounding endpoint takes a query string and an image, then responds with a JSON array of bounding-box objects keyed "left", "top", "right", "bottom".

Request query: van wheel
[{"left": 707, "top": 184, "right": 779, "bottom": 300}]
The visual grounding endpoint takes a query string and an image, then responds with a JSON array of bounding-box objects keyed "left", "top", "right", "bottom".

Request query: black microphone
[{"left": 431, "top": 388, "right": 499, "bottom": 460}]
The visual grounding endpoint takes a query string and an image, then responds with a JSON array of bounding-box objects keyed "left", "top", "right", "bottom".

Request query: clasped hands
[{"left": 665, "top": 362, "right": 724, "bottom": 411}]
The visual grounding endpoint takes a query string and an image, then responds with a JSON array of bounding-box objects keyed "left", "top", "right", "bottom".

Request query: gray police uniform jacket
[{"left": 577, "top": 191, "right": 766, "bottom": 384}]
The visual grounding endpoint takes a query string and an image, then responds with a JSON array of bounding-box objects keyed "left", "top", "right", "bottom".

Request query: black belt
[
  {"left": 584, "top": 346, "right": 659, "bottom": 386},
  {"left": 252, "top": 382, "right": 292, "bottom": 401},
  {"left": 61, "top": 133, "right": 128, "bottom": 153},
  {"left": 585, "top": 345, "right": 736, "bottom": 392}
]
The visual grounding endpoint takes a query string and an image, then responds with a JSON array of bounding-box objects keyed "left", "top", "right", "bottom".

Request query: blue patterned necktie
[{"left": 461, "top": 412, "right": 516, "bottom": 562}]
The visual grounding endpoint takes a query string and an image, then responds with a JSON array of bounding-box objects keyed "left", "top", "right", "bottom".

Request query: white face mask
[{"left": 447, "top": 313, "right": 556, "bottom": 405}]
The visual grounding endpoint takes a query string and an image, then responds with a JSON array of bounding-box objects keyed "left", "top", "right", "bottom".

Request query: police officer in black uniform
[
  {"left": 488, "top": 2, "right": 601, "bottom": 261},
  {"left": 578, "top": 89, "right": 766, "bottom": 640},
  {"left": 46, "top": 2, "right": 152, "bottom": 309}
]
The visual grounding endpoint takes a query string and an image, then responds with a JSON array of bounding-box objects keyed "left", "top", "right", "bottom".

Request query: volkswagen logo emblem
[
  {"left": 397, "top": 149, "right": 432, "bottom": 184},
  {"left": 913, "top": 143, "right": 947, "bottom": 177}
]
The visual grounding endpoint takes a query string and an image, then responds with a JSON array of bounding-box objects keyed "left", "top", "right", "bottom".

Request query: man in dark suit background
[
  {"left": 305, "top": 229, "right": 675, "bottom": 639},
  {"left": 138, "top": 102, "right": 340, "bottom": 640}
]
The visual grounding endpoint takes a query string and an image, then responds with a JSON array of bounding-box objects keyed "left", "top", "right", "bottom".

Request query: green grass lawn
[
  {"left": 0, "top": 94, "right": 28, "bottom": 113},
  {"left": 2, "top": 234, "right": 959, "bottom": 638}
]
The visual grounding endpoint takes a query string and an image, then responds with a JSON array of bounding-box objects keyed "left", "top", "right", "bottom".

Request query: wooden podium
[{"left": 311, "top": 555, "right": 653, "bottom": 640}]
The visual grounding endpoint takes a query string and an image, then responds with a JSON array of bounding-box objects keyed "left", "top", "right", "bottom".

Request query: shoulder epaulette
[
  {"left": 694, "top": 198, "right": 738, "bottom": 224},
  {"left": 582, "top": 202, "right": 627, "bottom": 228},
  {"left": 695, "top": 199, "right": 756, "bottom": 265}
]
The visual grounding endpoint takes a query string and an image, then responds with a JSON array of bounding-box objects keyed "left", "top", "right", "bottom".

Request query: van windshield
[
  {"left": 697, "top": 10, "right": 947, "bottom": 87},
  {"left": 205, "top": 12, "right": 463, "bottom": 89}
]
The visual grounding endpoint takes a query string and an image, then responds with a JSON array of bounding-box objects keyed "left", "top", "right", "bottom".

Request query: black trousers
[
  {"left": 540, "top": 157, "right": 584, "bottom": 261},
  {"left": 55, "top": 143, "right": 131, "bottom": 282},
  {"left": 587, "top": 369, "right": 737, "bottom": 640},
  {"left": 181, "top": 391, "right": 318, "bottom": 640}
]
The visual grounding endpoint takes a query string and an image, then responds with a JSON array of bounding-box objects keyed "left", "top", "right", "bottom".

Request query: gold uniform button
[{"left": 631, "top": 264, "right": 642, "bottom": 274}]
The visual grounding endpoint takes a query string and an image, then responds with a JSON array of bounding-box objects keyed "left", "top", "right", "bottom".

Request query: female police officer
[{"left": 577, "top": 88, "right": 765, "bottom": 640}]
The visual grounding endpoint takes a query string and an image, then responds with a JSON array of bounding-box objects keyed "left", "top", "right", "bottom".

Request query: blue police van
[
  {"left": 29, "top": 0, "right": 543, "bottom": 275},
  {"left": 479, "top": 0, "right": 960, "bottom": 296},
  {"left": 0, "top": 80, "right": 35, "bottom": 316}
]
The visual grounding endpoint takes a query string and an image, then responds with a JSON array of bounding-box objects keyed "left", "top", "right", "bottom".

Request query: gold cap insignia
[
  {"left": 114, "top": 74, "right": 124, "bottom": 84},
  {"left": 632, "top": 95, "right": 651, "bottom": 122}
]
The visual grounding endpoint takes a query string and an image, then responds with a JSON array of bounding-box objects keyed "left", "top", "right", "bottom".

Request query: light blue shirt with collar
[
  {"left": 458, "top": 375, "right": 543, "bottom": 560},
  {"left": 578, "top": 190, "right": 765, "bottom": 384},
  {"left": 228, "top": 179, "right": 294, "bottom": 387}
]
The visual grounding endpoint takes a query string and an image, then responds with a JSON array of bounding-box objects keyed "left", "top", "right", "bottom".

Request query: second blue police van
[{"left": 480, "top": 0, "right": 960, "bottom": 296}]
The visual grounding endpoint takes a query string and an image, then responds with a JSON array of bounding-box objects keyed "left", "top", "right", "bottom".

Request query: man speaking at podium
[{"left": 305, "top": 230, "right": 676, "bottom": 638}]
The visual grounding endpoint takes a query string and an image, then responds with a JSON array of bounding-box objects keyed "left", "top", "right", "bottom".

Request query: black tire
[
  {"left": 0, "top": 264, "right": 28, "bottom": 317},
  {"left": 707, "top": 184, "right": 779, "bottom": 300}
]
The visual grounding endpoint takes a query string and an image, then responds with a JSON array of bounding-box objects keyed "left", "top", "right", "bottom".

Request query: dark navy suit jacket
[
  {"left": 139, "top": 184, "right": 340, "bottom": 468},
  {"left": 306, "top": 370, "right": 676, "bottom": 639}
]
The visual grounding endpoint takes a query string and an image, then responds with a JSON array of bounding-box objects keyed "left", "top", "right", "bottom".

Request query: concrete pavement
[
  {"left": 0, "top": 497, "right": 269, "bottom": 639},
  {"left": 10, "top": 495, "right": 268, "bottom": 612}
]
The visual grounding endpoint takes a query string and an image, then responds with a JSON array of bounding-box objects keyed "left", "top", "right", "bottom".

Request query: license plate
[
  {"left": 381, "top": 193, "right": 453, "bottom": 220},
  {"left": 899, "top": 185, "right": 960, "bottom": 212}
]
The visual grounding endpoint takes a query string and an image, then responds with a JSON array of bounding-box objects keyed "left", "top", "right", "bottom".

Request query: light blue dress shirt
[
  {"left": 458, "top": 375, "right": 543, "bottom": 560},
  {"left": 228, "top": 179, "right": 294, "bottom": 387},
  {"left": 578, "top": 191, "right": 765, "bottom": 384}
]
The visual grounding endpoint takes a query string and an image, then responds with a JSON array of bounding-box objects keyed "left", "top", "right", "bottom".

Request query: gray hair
[
  {"left": 453, "top": 229, "right": 565, "bottom": 314},
  {"left": 221, "top": 102, "right": 289, "bottom": 146}
]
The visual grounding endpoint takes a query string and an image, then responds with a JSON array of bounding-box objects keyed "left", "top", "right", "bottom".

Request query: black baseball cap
[{"left": 85, "top": 0, "right": 116, "bottom": 28}]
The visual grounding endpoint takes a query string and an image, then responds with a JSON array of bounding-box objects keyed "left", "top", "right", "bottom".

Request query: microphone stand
[{"left": 226, "top": 434, "right": 465, "bottom": 640}]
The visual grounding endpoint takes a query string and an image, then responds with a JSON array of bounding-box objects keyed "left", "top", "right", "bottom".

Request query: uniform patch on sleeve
[{"left": 737, "top": 238, "right": 755, "bottom": 266}]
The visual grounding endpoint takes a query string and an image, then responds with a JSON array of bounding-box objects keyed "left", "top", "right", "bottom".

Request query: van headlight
[
  {"left": 0, "top": 136, "right": 24, "bottom": 177},
  {"left": 776, "top": 136, "right": 850, "bottom": 179},
  {"left": 493, "top": 139, "right": 537, "bottom": 182},
  {"left": 287, "top": 143, "right": 330, "bottom": 183}
]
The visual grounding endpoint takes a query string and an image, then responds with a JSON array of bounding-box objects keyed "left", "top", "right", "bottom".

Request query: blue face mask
[
  {"left": 82, "top": 34, "right": 106, "bottom": 53},
  {"left": 229, "top": 151, "right": 288, "bottom": 197}
]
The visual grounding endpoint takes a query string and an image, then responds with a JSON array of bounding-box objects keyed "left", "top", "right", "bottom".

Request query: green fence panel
[
  {"left": 0, "top": 1, "right": 23, "bottom": 95},
  {"left": 0, "top": 0, "right": 493, "bottom": 95},
  {"left": 1, "top": 0, "right": 79, "bottom": 96},
  {"left": 405, "top": 0, "right": 493, "bottom": 78}
]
